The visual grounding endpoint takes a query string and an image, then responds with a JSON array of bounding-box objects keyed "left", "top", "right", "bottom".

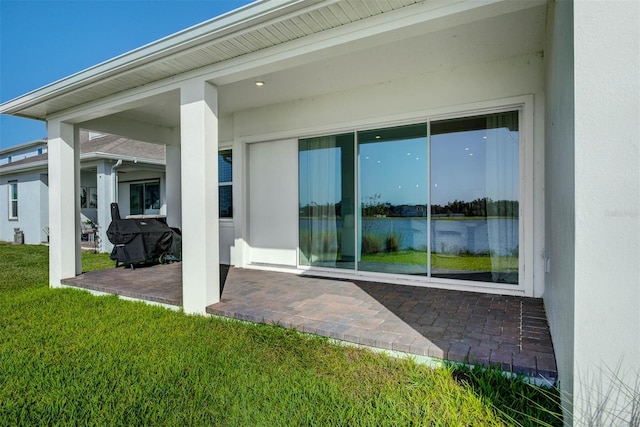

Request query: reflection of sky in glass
[
  {"left": 218, "top": 150, "right": 232, "bottom": 183},
  {"left": 431, "top": 128, "right": 518, "bottom": 206},
  {"left": 359, "top": 138, "right": 427, "bottom": 206},
  {"left": 299, "top": 121, "right": 518, "bottom": 207}
]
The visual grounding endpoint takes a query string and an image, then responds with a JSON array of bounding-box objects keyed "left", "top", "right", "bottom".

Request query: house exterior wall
[
  {"left": 543, "top": 0, "right": 575, "bottom": 418},
  {"left": 0, "top": 171, "right": 48, "bottom": 244},
  {"left": 39, "top": 174, "right": 48, "bottom": 242},
  {"left": 572, "top": 1, "right": 640, "bottom": 424},
  {"left": 1, "top": 163, "right": 166, "bottom": 252},
  {"left": 233, "top": 51, "right": 546, "bottom": 297}
]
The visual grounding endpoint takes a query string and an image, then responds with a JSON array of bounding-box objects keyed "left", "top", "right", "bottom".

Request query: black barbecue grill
[{"left": 107, "top": 203, "right": 181, "bottom": 268}]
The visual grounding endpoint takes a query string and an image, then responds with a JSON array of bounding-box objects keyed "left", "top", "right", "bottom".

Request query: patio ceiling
[{"left": 1, "top": 0, "right": 546, "bottom": 131}]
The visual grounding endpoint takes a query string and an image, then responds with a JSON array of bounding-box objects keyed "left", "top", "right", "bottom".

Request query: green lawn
[
  {"left": 0, "top": 243, "right": 561, "bottom": 426},
  {"left": 362, "top": 250, "right": 518, "bottom": 272}
]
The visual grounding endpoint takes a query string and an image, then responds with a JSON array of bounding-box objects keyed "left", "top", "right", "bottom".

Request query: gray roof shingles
[{"left": 0, "top": 130, "right": 165, "bottom": 171}]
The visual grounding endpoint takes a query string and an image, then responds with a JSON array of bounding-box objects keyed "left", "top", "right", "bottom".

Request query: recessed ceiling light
[
  {"left": 255, "top": 81, "right": 265, "bottom": 87},
  {"left": 375, "top": 135, "right": 381, "bottom": 139}
]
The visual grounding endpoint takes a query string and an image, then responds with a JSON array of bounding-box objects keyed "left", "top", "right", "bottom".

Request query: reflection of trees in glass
[
  {"left": 353, "top": 194, "right": 518, "bottom": 219},
  {"left": 431, "top": 198, "right": 518, "bottom": 218},
  {"left": 361, "top": 194, "right": 392, "bottom": 218},
  {"left": 298, "top": 201, "right": 342, "bottom": 219}
]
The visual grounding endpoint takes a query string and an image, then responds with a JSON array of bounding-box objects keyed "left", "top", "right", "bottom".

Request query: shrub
[
  {"left": 384, "top": 232, "right": 401, "bottom": 253},
  {"left": 361, "top": 233, "right": 383, "bottom": 254}
]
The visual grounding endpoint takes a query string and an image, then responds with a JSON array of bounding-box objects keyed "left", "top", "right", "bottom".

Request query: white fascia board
[{"left": 0, "top": 0, "right": 320, "bottom": 117}]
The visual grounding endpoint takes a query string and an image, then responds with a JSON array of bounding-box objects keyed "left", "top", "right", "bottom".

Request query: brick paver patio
[{"left": 62, "top": 263, "right": 557, "bottom": 382}]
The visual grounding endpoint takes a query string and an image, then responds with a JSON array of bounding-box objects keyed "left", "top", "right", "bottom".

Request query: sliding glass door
[
  {"left": 430, "top": 112, "right": 519, "bottom": 284},
  {"left": 299, "top": 134, "right": 355, "bottom": 269},
  {"left": 129, "top": 181, "right": 161, "bottom": 215},
  {"left": 357, "top": 124, "right": 428, "bottom": 275},
  {"left": 298, "top": 110, "right": 520, "bottom": 286}
]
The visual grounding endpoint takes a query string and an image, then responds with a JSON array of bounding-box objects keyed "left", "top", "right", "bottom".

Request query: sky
[
  {"left": 0, "top": 0, "right": 254, "bottom": 150},
  {"left": 300, "top": 128, "right": 519, "bottom": 207}
]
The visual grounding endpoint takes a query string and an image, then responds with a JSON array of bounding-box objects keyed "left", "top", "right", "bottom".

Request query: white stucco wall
[
  {"left": 247, "top": 139, "right": 298, "bottom": 267},
  {"left": 572, "top": 1, "right": 640, "bottom": 424},
  {"left": 0, "top": 172, "right": 48, "bottom": 244},
  {"left": 39, "top": 174, "right": 48, "bottom": 242},
  {"left": 543, "top": 0, "right": 575, "bottom": 418},
  {"left": 234, "top": 51, "right": 546, "bottom": 296},
  {"left": 219, "top": 221, "right": 234, "bottom": 265}
]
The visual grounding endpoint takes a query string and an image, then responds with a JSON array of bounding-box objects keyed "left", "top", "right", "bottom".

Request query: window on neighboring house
[
  {"left": 37, "top": 148, "right": 43, "bottom": 155},
  {"left": 7, "top": 156, "right": 12, "bottom": 163},
  {"left": 8, "top": 181, "right": 18, "bottom": 220},
  {"left": 130, "top": 180, "right": 161, "bottom": 215},
  {"left": 219, "top": 150, "right": 233, "bottom": 218}
]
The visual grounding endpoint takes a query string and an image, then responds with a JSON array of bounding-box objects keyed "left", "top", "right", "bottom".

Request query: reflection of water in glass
[{"left": 300, "top": 218, "right": 518, "bottom": 256}]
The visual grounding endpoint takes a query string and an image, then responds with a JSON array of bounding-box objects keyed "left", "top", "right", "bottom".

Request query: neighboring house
[
  {"left": 0, "top": 1, "right": 638, "bottom": 424},
  {"left": 0, "top": 130, "right": 166, "bottom": 252},
  {"left": 0, "top": 139, "right": 49, "bottom": 244}
]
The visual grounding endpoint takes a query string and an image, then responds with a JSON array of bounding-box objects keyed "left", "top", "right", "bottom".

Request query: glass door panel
[
  {"left": 129, "top": 183, "right": 144, "bottom": 215},
  {"left": 299, "top": 133, "right": 355, "bottom": 269},
  {"left": 358, "top": 124, "right": 428, "bottom": 275},
  {"left": 144, "top": 182, "right": 161, "bottom": 214},
  {"left": 430, "top": 111, "right": 519, "bottom": 284}
]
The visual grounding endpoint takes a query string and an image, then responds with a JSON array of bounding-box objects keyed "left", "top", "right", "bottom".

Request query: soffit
[
  {"left": 2, "top": 0, "right": 422, "bottom": 120},
  {"left": 109, "top": 2, "right": 547, "bottom": 129}
]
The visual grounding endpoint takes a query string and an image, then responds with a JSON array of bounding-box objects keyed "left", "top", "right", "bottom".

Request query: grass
[
  {"left": 362, "top": 250, "right": 519, "bottom": 272},
  {"left": 0, "top": 243, "right": 561, "bottom": 426},
  {"left": 452, "top": 364, "right": 563, "bottom": 426}
]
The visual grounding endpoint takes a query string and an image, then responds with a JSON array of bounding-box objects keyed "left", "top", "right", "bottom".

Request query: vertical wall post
[
  {"left": 48, "top": 120, "right": 81, "bottom": 286},
  {"left": 180, "top": 79, "right": 219, "bottom": 314}
]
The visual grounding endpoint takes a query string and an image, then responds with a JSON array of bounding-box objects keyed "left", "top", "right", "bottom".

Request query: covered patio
[{"left": 62, "top": 264, "right": 557, "bottom": 383}]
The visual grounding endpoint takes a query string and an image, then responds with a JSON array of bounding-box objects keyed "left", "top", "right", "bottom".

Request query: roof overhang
[
  {"left": 0, "top": 160, "right": 49, "bottom": 175},
  {"left": 0, "top": 0, "right": 547, "bottom": 124}
]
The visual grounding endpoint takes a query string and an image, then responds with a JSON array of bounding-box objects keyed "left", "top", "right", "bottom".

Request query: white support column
[
  {"left": 96, "top": 160, "right": 113, "bottom": 253},
  {"left": 165, "top": 144, "right": 182, "bottom": 229},
  {"left": 180, "top": 79, "right": 219, "bottom": 314},
  {"left": 48, "top": 120, "right": 81, "bottom": 286}
]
